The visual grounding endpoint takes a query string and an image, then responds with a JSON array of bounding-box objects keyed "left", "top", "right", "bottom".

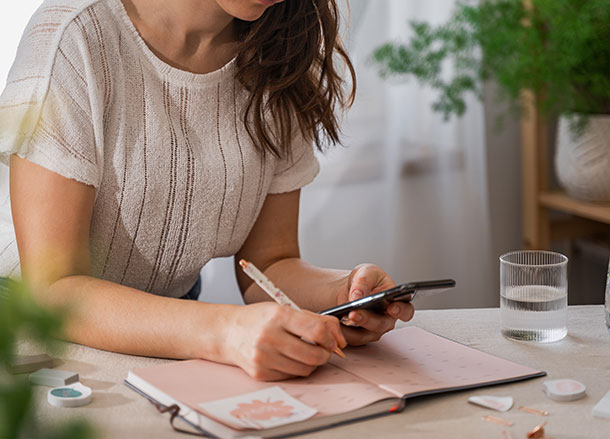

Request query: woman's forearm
[
  {"left": 41, "top": 275, "right": 238, "bottom": 361},
  {"left": 242, "top": 258, "right": 349, "bottom": 312}
]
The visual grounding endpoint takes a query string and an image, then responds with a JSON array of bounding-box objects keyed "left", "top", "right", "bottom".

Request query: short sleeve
[
  {"left": 0, "top": 11, "right": 100, "bottom": 188},
  {"left": 267, "top": 130, "right": 320, "bottom": 194}
]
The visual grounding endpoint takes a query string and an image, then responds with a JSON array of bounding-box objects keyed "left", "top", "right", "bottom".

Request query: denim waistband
[{"left": 180, "top": 275, "right": 201, "bottom": 301}]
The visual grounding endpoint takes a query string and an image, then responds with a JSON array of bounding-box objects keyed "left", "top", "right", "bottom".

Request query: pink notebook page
[
  {"left": 131, "top": 359, "right": 394, "bottom": 418},
  {"left": 330, "top": 326, "right": 542, "bottom": 397}
]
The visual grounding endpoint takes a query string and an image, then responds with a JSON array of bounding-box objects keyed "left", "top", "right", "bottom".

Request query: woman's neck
[{"left": 122, "top": 0, "right": 239, "bottom": 74}]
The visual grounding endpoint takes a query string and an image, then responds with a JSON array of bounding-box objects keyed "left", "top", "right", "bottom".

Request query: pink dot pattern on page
[{"left": 328, "top": 327, "right": 540, "bottom": 397}]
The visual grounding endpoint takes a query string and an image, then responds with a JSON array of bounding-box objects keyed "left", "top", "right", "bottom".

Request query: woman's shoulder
[
  {"left": 19, "top": 0, "right": 107, "bottom": 45},
  {"left": 9, "top": 0, "right": 120, "bottom": 79},
  {"left": 0, "top": 0, "right": 119, "bottom": 166}
]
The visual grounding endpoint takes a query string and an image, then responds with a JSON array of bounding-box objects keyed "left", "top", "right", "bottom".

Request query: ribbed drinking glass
[{"left": 500, "top": 250, "right": 568, "bottom": 342}]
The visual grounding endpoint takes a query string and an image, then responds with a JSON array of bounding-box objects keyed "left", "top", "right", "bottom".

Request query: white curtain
[{"left": 299, "top": 0, "right": 496, "bottom": 309}]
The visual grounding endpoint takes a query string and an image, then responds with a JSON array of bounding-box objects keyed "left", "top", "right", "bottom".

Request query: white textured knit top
[{"left": 0, "top": 0, "right": 319, "bottom": 297}]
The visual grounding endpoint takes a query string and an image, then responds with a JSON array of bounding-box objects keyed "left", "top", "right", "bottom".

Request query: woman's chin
[{"left": 232, "top": 0, "right": 284, "bottom": 22}]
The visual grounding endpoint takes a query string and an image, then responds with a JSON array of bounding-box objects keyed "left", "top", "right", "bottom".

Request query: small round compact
[
  {"left": 47, "top": 382, "right": 92, "bottom": 407},
  {"left": 543, "top": 379, "right": 586, "bottom": 401}
]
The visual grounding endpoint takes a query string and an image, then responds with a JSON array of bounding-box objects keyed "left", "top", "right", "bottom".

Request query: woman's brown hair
[{"left": 235, "top": 0, "right": 356, "bottom": 157}]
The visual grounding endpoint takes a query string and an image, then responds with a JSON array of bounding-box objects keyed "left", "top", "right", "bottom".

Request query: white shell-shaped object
[
  {"left": 468, "top": 395, "right": 514, "bottom": 412},
  {"left": 592, "top": 389, "right": 610, "bottom": 419},
  {"left": 543, "top": 379, "right": 586, "bottom": 401}
]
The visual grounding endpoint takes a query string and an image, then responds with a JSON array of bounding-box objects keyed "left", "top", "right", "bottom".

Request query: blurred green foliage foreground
[
  {"left": 0, "top": 278, "right": 95, "bottom": 439},
  {"left": 372, "top": 0, "right": 610, "bottom": 132}
]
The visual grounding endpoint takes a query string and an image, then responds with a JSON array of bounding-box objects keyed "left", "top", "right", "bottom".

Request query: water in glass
[{"left": 501, "top": 285, "right": 567, "bottom": 342}]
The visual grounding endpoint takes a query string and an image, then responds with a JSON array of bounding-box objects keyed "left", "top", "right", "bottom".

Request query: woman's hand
[
  {"left": 336, "top": 264, "right": 415, "bottom": 346},
  {"left": 225, "top": 302, "right": 347, "bottom": 381}
]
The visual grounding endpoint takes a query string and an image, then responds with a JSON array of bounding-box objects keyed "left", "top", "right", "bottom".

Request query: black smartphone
[{"left": 318, "top": 279, "right": 456, "bottom": 318}]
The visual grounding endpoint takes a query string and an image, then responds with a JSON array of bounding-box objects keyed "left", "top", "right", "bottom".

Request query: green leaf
[
  {"left": 370, "top": 0, "right": 610, "bottom": 132},
  {"left": 0, "top": 280, "right": 95, "bottom": 438}
]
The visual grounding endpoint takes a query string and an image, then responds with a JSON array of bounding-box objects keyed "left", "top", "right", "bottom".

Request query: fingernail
[
  {"left": 351, "top": 289, "right": 364, "bottom": 300},
  {"left": 352, "top": 312, "right": 363, "bottom": 323},
  {"left": 389, "top": 304, "right": 400, "bottom": 316}
]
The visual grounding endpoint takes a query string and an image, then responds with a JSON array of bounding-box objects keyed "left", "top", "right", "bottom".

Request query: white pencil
[{"left": 239, "top": 259, "right": 346, "bottom": 359}]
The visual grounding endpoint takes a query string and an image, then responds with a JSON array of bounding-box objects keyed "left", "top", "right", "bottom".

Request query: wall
[{"left": 0, "top": 1, "right": 41, "bottom": 86}]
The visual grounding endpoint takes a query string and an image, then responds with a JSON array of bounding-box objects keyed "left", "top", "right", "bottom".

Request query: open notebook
[{"left": 125, "top": 326, "right": 545, "bottom": 438}]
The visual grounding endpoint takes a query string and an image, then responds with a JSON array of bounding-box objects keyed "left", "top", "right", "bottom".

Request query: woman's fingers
[
  {"left": 273, "top": 331, "right": 332, "bottom": 367},
  {"left": 232, "top": 303, "right": 346, "bottom": 381},
  {"left": 244, "top": 346, "right": 318, "bottom": 381},
  {"left": 347, "top": 263, "right": 393, "bottom": 301},
  {"left": 341, "top": 302, "right": 415, "bottom": 346},
  {"left": 320, "top": 314, "right": 348, "bottom": 349},
  {"left": 386, "top": 301, "right": 415, "bottom": 322},
  {"left": 283, "top": 308, "right": 346, "bottom": 350},
  {"left": 340, "top": 325, "right": 384, "bottom": 346},
  {"left": 347, "top": 309, "right": 396, "bottom": 334}
]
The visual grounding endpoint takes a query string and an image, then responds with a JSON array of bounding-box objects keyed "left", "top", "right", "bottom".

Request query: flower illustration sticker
[
  {"left": 199, "top": 386, "right": 317, "bottom": 430},
  {"left": 231, "top": 398, "right": 294, "bottom": 421}
]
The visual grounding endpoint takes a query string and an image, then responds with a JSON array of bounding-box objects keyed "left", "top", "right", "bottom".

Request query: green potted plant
[{"left": 371, "top": 0, "right": 610, "bottom": 202}]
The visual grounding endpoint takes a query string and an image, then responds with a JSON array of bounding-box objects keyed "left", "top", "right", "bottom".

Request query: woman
[{"left": 0, "top": 0, "right": 414, "bottom": 381}]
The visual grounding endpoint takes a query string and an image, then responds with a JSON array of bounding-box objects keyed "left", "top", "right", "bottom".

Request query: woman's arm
[
  {"left": 235, "top": 190, "right": 414, "bottom": 346},
  {"left": 10, "top": 155, "right": 233, "bottom": 360},
  {"left": 10, "top": 156, "right": 344, "bottom": 381},
  {"left": 235, "top": 188, "right": 341, "bottom": 311}
]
